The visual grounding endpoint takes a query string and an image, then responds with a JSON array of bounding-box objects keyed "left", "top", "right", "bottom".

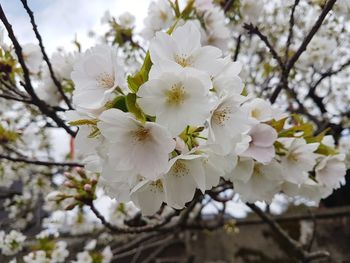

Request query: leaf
[
  {"left": 269, "top": 117, "right": 288, "bottom": 133},
  {"left": 106, "top": 95, "right": 128, "bottom": 112},
  {"left": 305, "top": 128, "right": 330, "bottom": 143},
  {"left": 127, "top": 52, "right": 152, "bottom": 93},
  {"left": 125, "top": 93, "right": 146, "bottom": 122},
  {"left": 315, "top": 143, "right": 338, "bottom": 156},
  {"left": 0, "top": 125, "right": 19, "bottom": 143}
]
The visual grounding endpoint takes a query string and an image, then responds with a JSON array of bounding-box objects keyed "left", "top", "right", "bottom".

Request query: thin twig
[
  {"left": 0, "top": 154, "right": 83, "bottom": 167},
  {"left": 243, "top": 23, "right": 285, "bottom": 70},
  {"left": 246, "top": 203, "right": 330, "bottom": 262},
  {"left": 86, "top": 200, "right": 178, "bottom": 234},
  {"left": 224, "top": 0, "right": 234, "bottom": 13},
  {"left": 233, "top": 34, "right": 242, "bottom": 62},
  {"left": 20, "top": 0, "right": 73, "bottom": 110},
  {"left": 286, "top": 0, "right": 337, "bottom": 71},
  {"left": 285, "top": 0, "right": 300, "bottom": 62}
]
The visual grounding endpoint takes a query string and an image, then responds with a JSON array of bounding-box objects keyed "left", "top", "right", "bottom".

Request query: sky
[{"left": 1, "top": 0, "right": 151, "bottom": 53}]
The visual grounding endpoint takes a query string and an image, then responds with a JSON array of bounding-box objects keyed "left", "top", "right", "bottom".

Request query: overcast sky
[{"left": 1, "top": 0, "right": 151, "bottom": 53}]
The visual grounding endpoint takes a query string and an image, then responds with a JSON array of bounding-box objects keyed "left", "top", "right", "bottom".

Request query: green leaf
[
  {"left": 106, "top": 95, "right": 128, "bottom": 112},
  {"left": 0, "top": 125, "right": 19, "bottom": 143},
  {"left": 125, "top": 93, "right": 146, "bottom": 122},
  {"left": 127, "top": 52, "right": 152, "bottom": 93},
  {"left": 268, "top": 117, "right": 288, "bottom": 133},
  {"left": 315, "top": 143, "right": 338, "bottom": 156}
]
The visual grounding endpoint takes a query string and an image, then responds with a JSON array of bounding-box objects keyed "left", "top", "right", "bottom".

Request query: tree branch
[
  {"left": 286, "top": 0, "right": 337, "bottom": 71},
  {"left": 20, "top": 0, "right": 73, "bottom": 110},
  {"left": 285, "top": 0, "right": 300, "bottom": 61},
  {"left": 246, "top": 203, "right": 330, "bottom": 262},
  {"left": 0, "top": 154, "right": 83, "bottom": 167},
  {"left": 243, "top": 23, "right": 285, "bottom": 70}
]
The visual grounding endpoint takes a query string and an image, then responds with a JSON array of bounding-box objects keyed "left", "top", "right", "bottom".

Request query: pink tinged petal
[
  {"left": 250, "top": 124, "right": 278, "bottom": 147},
  {"left": 241, "top": 145, "right": 275, "bottom": 163}
]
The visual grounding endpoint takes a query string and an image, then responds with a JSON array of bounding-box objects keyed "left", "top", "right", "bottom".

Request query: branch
[
  {"left": 286, "top": 0, "right": 337, "bottom": 71},
  {"left": 86, "top": 200, "right": 179, "bottom": 234},
  {"left": 0, "top": 154, "right": 83, "bottom": 167},
  {"left": 0, "top": 93, "right": 32, "bottom": 103},
  {"left": 20, "top": 0, "right": 73, "bottom": 110},
  {"left": 233, "top": 34, "right": 242, "bottom": 62},
  {"left": 246, "top": 203, "right": 330, "bottom": 262},
  {"left": 0, "top": 4, "right": 76, "bottom": 137},
  {"left": 243, "top": 23, "right": 284, "bottom": 70},
  {"left": 285, "top": 0, "right": 300, "bottom": 61}
]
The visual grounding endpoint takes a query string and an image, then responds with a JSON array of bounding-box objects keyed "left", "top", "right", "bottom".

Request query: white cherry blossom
[
  {"left": 137, "top": 69, "right": 212, "bottom": 136},
  {"left": 149, "top": 21, "right": 223, "bottom": 76},
  {"left": 98, "top": 109, "right": 175, "bottom": 180},
  {"left": 279, "top": 138, "right": 319, "bottom": 184},
  {"left": 240, "top": 123, "right": 277, "bottom": 163},
  {"left": 71, "top": 45, "right": 125, "bottom": 112},
  {"left": 315, "top": 154, "right": 346, "bottom": 189}
]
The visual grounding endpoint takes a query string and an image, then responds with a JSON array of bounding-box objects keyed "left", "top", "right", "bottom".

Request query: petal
[
  {"left": 150, "top": 32, "right": 177, "bottom": 64},
  {"left": 172, "top": 21, "right": 201, "bottom": 56}
]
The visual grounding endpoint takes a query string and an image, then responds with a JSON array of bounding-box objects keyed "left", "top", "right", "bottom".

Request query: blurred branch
[
  {"left": 224, "top": 0, "right": 235, "bottom": 13},
  {"left": 233, "top": 34, "right": 242, "bottom": 62},
  {"left": 0, "top": 154, "right": 83, "bottom": 167},
  {"left": 20, "top": 0, "right": 73, "bottom": 110},
  {"left": 243, "top": 23, "right": 284, "bottom": 69},
  {"left": 286, "top": 0, "right": 337, "bottom": 71},
  {"left": 247, "top": 203, "right": 330, "bottom": 262},
  {"left": 285, "top": 0, "right": 300, "bottom": 61}
]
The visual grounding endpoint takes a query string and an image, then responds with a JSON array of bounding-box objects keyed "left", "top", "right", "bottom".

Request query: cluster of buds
[{"left": 47, "top": 168, "right": 97, "bottom": 210}]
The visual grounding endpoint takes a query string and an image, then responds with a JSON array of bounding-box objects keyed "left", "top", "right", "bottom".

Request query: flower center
[
  {"left": 159, "top": 11, "right": 168, "bottom": 22},
  {"left": 212, "top": 107, "right": 232, "bottom": 126},
  {"left": 166, "top": 84, "right": 186, "bottom": 106},
  {"left": 150, "top": 180, "right": 164, "bottom": 193},
  {"left": 96, "top": 72, "right": 115, "bottom": 89},
  {"left": 253, "top": 164, "right": 263, "bottom": 176},
  {"left": 174, "top": 54, "right": 193, "bottom": 67},
  {"left": 287, "top": 152, "right": 299, "bottom": 162},
  {"left": 132, "top": 127, "right": 151, "bottom": 142},
  {"left": 171, "top": 160, "right": 189, "bottom": 177},
  {"left": 251, "top": 108, "right": 261, "bottom": 119}
]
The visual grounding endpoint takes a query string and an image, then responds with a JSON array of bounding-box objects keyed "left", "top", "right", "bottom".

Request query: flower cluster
[
  {"left": 0, "top": 230, "right": 26, "bottom": 256},
  {"left": 69, "top": 17, "right": 346, "bottom": 215},
  {"left": 72, "top": 240, "right": 112, "bottom": 263},
  {"left": 141, "top": 0, "right": 230, "bottom": 51},
  {"left": 23, "top": 240, "right": 69, "bottom": 263}
]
